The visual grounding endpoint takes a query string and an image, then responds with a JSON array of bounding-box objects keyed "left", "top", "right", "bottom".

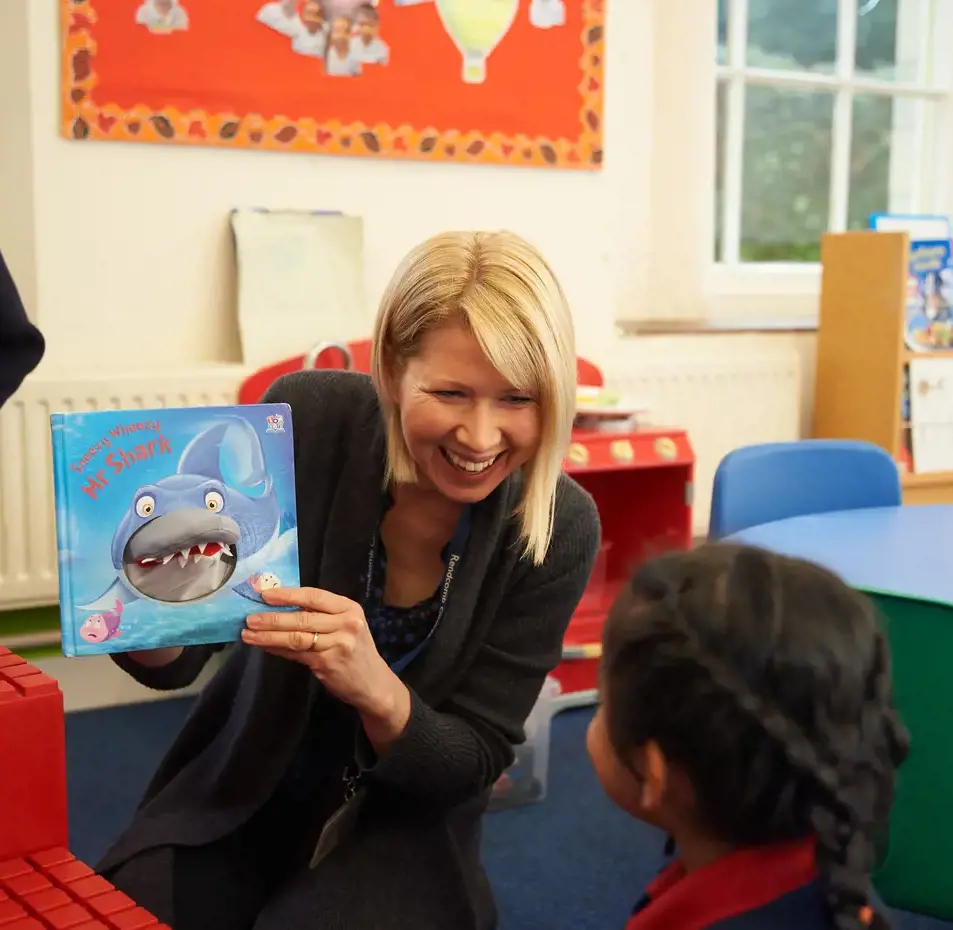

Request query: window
[
  {"left": 618, "top": 0, "right": 953, "bottom": 330},
  {"left": 715, "top": 0, "right": 953, "bottom": 266}
]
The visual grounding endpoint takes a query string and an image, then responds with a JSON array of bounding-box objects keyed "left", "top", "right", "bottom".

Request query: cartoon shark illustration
[
  {"left": 79, "top": 600, "right": 124, "bottom": 643},
  {"left": 79, "top": 417, "right": 295, "bottom": 612}
]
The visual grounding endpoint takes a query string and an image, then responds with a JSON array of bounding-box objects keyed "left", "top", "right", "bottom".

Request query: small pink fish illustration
[
  {"left": 79, "top": 600, "right": 124, "bottom": 644},
  {"left": 248, "top": 572, "right": 282, "bottom": 593}
]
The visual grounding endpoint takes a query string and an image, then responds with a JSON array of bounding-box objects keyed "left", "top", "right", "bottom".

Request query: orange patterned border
[{"left": 60, "top": 1, "right": 605, "bottom": 170}]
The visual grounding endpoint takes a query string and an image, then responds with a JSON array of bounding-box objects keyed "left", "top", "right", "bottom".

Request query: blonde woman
[{"left": 98, "top": 231, "right": 601, "bottom": 930}]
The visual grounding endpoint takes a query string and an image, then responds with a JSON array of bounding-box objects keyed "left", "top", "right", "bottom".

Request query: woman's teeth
[{"left": 443, "top": 448, "right": 500, "bottom": 474}]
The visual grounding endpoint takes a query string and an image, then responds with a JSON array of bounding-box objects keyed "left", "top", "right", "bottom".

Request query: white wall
[{"left": 2, "top": 0, "right": 657, "bottom": 375}]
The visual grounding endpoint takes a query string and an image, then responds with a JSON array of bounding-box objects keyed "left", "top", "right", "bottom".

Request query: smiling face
[{"left": 390, "top": 321, "right": 542, "bottom": 504}]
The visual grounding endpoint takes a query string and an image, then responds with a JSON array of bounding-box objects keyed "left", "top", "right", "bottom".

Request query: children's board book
[
  {"left": 50, "top": 404, "right": 300, "bottom": 657},
  {"left": 903, "top": 239, "right": 953, "bottom": 351}
]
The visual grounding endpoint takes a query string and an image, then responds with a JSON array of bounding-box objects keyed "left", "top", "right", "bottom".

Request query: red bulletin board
[{"left": 61, "top": 0, "right": 605, "bottom": 170}]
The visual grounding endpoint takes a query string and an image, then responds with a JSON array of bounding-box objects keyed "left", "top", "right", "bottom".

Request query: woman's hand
[{"left": 241, "top": 587, "right": 411, "bottom": 750}]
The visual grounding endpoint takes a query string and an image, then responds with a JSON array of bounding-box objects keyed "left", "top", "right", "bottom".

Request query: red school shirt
[{"left": 625, "top": 836, "right": 818, "bottom": 930}]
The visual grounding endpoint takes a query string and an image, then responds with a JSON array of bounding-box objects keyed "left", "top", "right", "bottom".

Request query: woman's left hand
[{"left": 242, "top": 586, "right": 398, "bottom": 718}]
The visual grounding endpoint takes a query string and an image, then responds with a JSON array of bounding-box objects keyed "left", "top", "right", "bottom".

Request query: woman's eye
[
  {"left": 433, "top": 390, "right": 463, "bottom": 399},
  {"left": 506, "top": 395, "right": 534, "bottom": 405}
]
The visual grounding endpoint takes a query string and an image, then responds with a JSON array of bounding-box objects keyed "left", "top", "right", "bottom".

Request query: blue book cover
[
  {"left": 49, "top": 404, "right": 300, "bottom": 657},
  {"left": 904, "top": 239, "right": 953, "bottom": 351}
]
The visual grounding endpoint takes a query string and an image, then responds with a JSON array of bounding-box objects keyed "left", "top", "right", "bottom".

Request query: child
[
  {"left": 350, "top": 4, "right": 389, "bottom": 65},
  {"left": 587, "top": 543, "right": 909, "bottom": 930},
  {"left": 292, "top": 0, "right": 328, "bottom": 57},
  {"left": 324, "top": 15, "right": 361, "bottom": 76}
]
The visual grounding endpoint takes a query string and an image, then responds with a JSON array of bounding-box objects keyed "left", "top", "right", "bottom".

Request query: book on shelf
[{"left": 903, "top": 239, "right": 953, "bottom": 352}]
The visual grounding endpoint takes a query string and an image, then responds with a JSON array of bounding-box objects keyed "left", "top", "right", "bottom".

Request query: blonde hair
[{"left": 370, "top": 230, "right": 577, "bottom": 565}]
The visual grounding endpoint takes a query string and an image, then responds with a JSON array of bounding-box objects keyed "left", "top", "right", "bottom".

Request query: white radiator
[
  {"left": 603, "top": 345, "right": 804, "bottom": 536},
  {"left": 0, "top": 367, "right": 248, "bottom": 610}
]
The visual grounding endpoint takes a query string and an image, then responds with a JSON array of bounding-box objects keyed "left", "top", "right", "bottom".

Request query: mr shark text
[
  {"left": 79, "top": 433, "right": 173, "bottom": 501},
  {"left": 71, "top": 420, "right": 163, "bottom": 480}
]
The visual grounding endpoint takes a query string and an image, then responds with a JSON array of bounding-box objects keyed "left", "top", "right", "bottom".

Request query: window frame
[{"left": 623, "top": 0, "right": 953, "bottom": 331}]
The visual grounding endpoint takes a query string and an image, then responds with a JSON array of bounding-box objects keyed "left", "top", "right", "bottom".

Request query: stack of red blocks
[{"left": 0, "top": 646, "right": 168, "bottom": 930}]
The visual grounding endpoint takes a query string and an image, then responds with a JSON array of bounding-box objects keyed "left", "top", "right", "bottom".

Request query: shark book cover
[{"left": 49, "top": 403, "right": 300, "bottom": 657}]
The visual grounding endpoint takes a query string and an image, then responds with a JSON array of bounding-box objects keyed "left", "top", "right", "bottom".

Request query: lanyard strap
[{"left": 364, "top": 504, "right": 472, "bottom": 674}]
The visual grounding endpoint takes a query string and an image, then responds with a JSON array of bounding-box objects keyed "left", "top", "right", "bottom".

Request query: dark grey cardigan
[
  {"left": 98, "top": 369, "right": 601, "bottom": 928},
  {"left": 0, "top": 249, "right": 44, "bottom": 408}
]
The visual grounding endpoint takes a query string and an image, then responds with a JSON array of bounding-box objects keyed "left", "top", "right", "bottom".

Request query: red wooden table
[{"left": 552, "top": 426, "right": 694, "bottom": 707}]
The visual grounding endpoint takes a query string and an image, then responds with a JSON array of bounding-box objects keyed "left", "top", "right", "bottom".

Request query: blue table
[
  {"left": 729, "top": 504, "right": 953, "bottom": 920},
  {"left": 729, "top": 504, "right": 953, "bottom": 606}
]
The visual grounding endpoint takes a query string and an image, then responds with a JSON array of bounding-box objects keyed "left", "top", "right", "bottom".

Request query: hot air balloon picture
[{"left": 434, "top": 0, "right": 519, "bottom": 84}]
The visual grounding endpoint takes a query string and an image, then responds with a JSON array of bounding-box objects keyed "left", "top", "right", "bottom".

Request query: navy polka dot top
[{"left": 364, "top": 533, "right": 441, "bottom": 667}]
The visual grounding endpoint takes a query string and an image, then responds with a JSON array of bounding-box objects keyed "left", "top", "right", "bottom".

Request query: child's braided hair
[{"left": 602, "top": 543, "right": 909, "bottom": 930}]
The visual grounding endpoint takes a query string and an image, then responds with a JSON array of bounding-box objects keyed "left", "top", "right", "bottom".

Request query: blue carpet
[{"left": 65, "top": 701, "right": 949, "bottom": 930}]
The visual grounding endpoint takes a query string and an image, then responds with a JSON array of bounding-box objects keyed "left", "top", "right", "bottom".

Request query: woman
[
  {"left": 98, "top": 230, "right": 601, "bottom": 930},
  {"left": 0, "top": 248, "right": 45, "bottom": 408}
]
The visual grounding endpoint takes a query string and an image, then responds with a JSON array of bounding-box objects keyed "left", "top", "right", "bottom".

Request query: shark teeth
[{"left": 138, "top": 541, "right": 235, "bottom": 568}]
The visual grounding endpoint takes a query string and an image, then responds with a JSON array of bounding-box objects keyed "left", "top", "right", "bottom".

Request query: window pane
[
  {"left": 855, "top": 0, "right": 930, "bottom": 83},
  {"left": 740, "top": 85, "right": 834, "bottom": 262},
  {"left": 715, "top": 81, "right": 727, "bottom": 260},
  {"left": 747, "top": 0, "right": 838, "bottom": 73},
  {"left": 848, "top": 94, "right": 923, "bottom": 228},
  {"left": 847, "top": 95, "right": 892, "bottom": 230}
]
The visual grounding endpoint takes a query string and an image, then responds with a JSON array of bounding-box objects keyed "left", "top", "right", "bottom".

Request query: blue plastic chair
[{"left": 708, "top": 439, "right": 902, "bottom": 539}]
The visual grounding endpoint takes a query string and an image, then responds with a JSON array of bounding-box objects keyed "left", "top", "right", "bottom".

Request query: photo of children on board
[
  {"left": 351, "top": 4, "right": 389, "bottom": 64},
  {"left": 135, "top": 0, "right": 189, "bottom": 33},
  {"left": 256, "top": 0, "right": 304, "bottom": 36},
  {"left": 292, "top": 0, "right": 329, "bottom": 57},
  {"left": 529, "top": 0, "right": 566, "bottom": 29},
  {"left": 255, "top": 0, "right": 389, "bottom": 75}
]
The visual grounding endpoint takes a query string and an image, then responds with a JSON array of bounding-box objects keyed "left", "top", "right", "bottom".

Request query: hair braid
[{"left": 633, "top": 548, "right": 906, "bottom": 930}]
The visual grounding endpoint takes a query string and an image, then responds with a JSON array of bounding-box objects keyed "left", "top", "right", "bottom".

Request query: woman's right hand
[{"left": 125, "top": 647, "right": 184, "bottom": 667}]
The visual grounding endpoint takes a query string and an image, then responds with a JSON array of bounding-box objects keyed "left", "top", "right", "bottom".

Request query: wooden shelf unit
[{"left": 813, "top": 230, "right": 953, "bottom": 505}]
